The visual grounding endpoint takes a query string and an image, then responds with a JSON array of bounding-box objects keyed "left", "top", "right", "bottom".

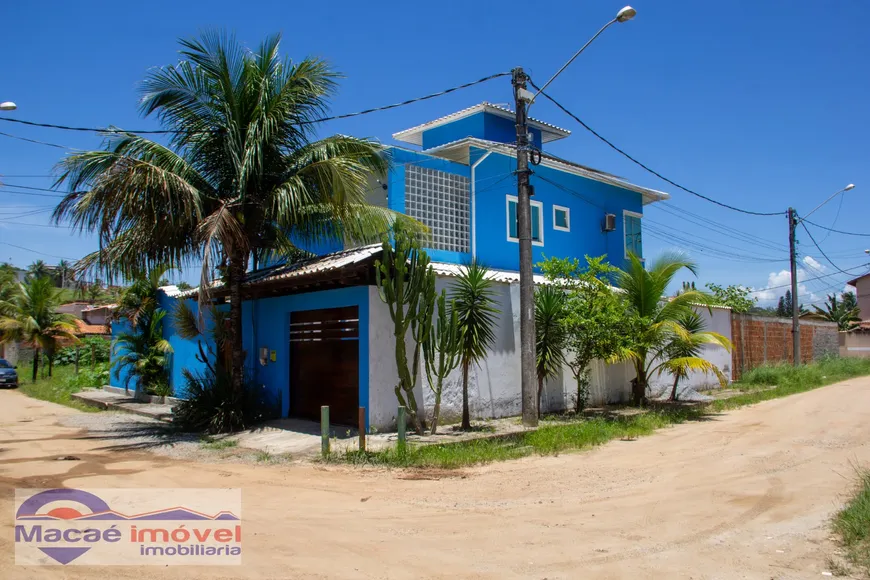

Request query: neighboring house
[
  {"left": 81, "top": 304, "right": 116, "bottom": 326},
  {"left": 113, "top": 103, "right": 671, "bottom": 430},
  {"left": 57, "top": 302, "right": 92, "bottom": 319},
  {"left": 847, "top": 273, "right": 870, "bottom": 321}
]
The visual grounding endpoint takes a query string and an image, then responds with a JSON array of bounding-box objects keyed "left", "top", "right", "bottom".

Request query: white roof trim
[
  {"left": 430, "top": 262, "right": 550, "bottom": 285},
  {"left": 423, "top": 138, "right": 670, "bottom": 205},
  {"left": 392, "top": 102, "right": 571, "bottom": 146}
]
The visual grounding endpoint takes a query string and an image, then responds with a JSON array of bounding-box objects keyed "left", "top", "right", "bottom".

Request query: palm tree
[
  {"left": 534, "top": 285, "right": 567, "bottom": 416},
  {"left": 26, "top": 260, "right": 49, "bottom": 281},
  {"left": 54, "top": 31, "right": 397, "bottom": 395},
  {"left": 813, "top": 292, "right": 861, "bottom": 331},
  {"left": 450, "top": 262, "right": 499, "bottom": 430},
  {"left": 56, "top": 260, "right": 74, "bottom": 289},
  {"left": 117, "top": 265, "right": 171, "bottom": 324},
  {"left": 616, "top": 252, "right": 719, "bottom": 405},
  {"left": 112, "top": 308, "right": 173, "bottom": 394},
  {"left": 658, "top": 310, "right": 731, "bottom": 401},
  {"left": 0, "top": 277, "right": 78, "bottom": 382}
]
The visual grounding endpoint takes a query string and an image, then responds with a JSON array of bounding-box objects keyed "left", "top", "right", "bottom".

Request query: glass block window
[
  {"left": 624, "top": 212, "right": 643, "bottom": 258},
  {"left": 405, "top": 165, "right": 470, "bottom": 253},
  {"left": 507, "top": 196, "right": 543, "bottom": 245}
]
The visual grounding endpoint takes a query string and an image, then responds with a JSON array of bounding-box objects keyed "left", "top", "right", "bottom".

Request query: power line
[
  {"left": 528, "top": 81, "right": 786, "bottom": 217},
  {"left": 0, "top": 131, "right": 77, "bottom": 150},
  {"left": 803, "top": 218, "right": 870, "bottom": 238},
  {"left": 800, "top": 221, "right": 855, "bottom": 276},
  {"left": 649, "top": 203, "right": 785, "bottom": 253},
  {"left": 0, "top": 188, "right": 65, "bottom": 198},
  {"left": 747, "top": 263, "right": 869, "bottom": 294},
  {"left": 0, "top": 241, "right": 73, "bottom": 260},
  {"left": 0, "top": 72, "right": 512, "bottom": 136}
]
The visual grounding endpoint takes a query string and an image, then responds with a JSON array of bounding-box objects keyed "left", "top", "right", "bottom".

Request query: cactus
[
  {"left": 423, "top": 290, "right": 461, "bottom": 434},
  {"left": 375, "top": 222, "right": 435, "bottom": 435}
]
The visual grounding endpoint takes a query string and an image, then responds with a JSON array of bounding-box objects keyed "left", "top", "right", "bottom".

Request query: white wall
[
  {"left": 366, "top": 280, "right": 734, "bottom": 430},
  {"left": 418, "top": 277, "right": 636, "bottom": 425},
  {"left": 648, "top": 305, "right": 733, "bottom": 396},
  {"left": 367, "top": 286, "right": 423, "bottom": 430}
]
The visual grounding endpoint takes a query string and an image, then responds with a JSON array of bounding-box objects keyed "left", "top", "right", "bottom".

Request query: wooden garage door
[{"left": 289, "top": 306, "right": 359, "bottom": 426}]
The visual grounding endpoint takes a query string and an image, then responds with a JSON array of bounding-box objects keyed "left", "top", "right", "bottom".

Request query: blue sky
[{"left": 0, "top": 1, "right": 867, "bottom": 305}]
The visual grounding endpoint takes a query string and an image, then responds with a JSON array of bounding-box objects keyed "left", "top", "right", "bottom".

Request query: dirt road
[{"left": 1, "top": 377, "right": 868, "bottom": 579}]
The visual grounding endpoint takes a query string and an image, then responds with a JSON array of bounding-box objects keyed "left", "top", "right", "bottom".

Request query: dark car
[{"left": 0, "top": 359, "right": 18, "bottom": 388}]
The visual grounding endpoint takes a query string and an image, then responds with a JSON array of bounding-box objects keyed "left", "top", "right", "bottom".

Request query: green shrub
[
  {"left": 173, "top": 367, "right": 280, "bottom": 434},
  {"left": 63, "top": 362, "right": 111, "bottom": 390},
  {"left": 54, "top": 337, "right": 111, "bottom": 367}
]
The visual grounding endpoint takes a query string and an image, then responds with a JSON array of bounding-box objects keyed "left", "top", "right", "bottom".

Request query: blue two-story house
[{"left": 120, "top": 103, "right": 670, "bottom": 431}]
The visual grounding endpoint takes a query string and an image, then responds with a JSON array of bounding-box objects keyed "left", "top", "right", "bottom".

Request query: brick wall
[{"left": 731, "top": 314, "right": 839, "bottom": 379}]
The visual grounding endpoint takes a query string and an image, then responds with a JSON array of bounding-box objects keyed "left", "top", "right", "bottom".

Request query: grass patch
[
  {"left": 200, "top": 436, "right": 238, "bottom": 450},
  {"left": 335, "top": 357, "right": 870, "bottom": 470},
  {"left": 17, "top": 365, "right": 100, "bottom": 412},
  {"left": 255, "top": 450, "right": 273, "bottom": 462},
  {"left": 711, "top": 357, "right": 870, "bottom": 412},
  {"left": 833, "top": 467, "right": 870, "bottom": 575},
  {"left": 336, "top": 407, "right": 705, "bottom": 469}
]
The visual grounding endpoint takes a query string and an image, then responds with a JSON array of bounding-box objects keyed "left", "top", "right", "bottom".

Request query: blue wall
[
  {"left": 420, "top": 111, "right": 543, "bottom": 150},
  {"left": 241, "top": 285, "right": 370, "bottom": 426},
  {"left": 472, "top": 147, "right": 644, "bottom": 271}
]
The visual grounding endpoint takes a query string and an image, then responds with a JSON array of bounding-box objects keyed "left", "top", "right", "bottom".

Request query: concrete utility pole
[
  {"left": 512, "top": 67, "right": 538, "bottom": 427},
  {"left": 788, "top": 207, "right": 800, "bottom": 367}
]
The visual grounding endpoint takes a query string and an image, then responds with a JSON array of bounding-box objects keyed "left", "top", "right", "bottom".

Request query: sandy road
[{"left": 0, "top": 377, "right": 868, "bottom": 579}]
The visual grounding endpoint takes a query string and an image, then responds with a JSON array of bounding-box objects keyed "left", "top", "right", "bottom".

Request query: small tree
[
  {"left": 375, "top": 223, "right": 435, "bottom": 435},
  {"left": 423, "top": 290, "right": 461, "bottom": 434},
  {"left": 540, "top": 256, "right": 635, "bottom": 412},
  {"left": 705, "top": 283, "right": 756, "bottom": 313},
  {"left": 658, "top": 310, "right": 731, "bottom": 401},
  {"left": 451, "top": 262, "right": 499, "bottom": 430},
  {"left": 534, "top": 285, "right": 567, "bottom": 416}
]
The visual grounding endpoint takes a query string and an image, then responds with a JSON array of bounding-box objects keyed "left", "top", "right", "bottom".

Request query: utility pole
[
  {"left": 788, "top": 207, "right": 800, "bottom": 367},
  {"left": 513, "top": 67, "right": 538, "bottom": 427}
]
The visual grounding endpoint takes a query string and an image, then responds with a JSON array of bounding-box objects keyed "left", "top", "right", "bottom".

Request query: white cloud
[
  {"left": 802, "top": 255, "right": 826, "bottom": 274},
  {"left": 749, "top": 267, "right": 819, "bottom": 306}
]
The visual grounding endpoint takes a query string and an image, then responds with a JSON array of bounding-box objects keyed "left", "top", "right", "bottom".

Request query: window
[
  {"left": 507, "top": 196, "right": 543, "bottom": 246},
  {"left": 553, "top": 205, "right": 570, "bottom": 232},
  {"left": 405, "top": 165, "right": 470, "bottom": 253},
  {"left": 624, "top": 211, "right": 643, "bottom": 258}
]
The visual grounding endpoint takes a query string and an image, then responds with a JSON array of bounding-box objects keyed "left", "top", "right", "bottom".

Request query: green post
[
  {"left": 397, "top": 406, "right": 406, "bottom": 452},
  {"left": 321, "top": 406, "right": 330, "bottom": 458}
]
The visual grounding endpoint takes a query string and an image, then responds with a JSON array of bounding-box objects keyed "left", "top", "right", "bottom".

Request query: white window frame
[
  {"left": 623, "top": 210, "right": 643, "bottom": 259},
  {"left": 506, "top": 195, "right": 544, "bottom": 246},
  {"left": 552, "top": 205, "right": 571, "bottom": 232}
]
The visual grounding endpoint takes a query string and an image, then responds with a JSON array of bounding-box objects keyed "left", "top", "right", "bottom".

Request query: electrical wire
[
  {"left": 0, "top": 72, "right": 512, "bottom": 135},
  {"left": 817, "top": 193, "right": 846, "bottom": 244},
  {"left": 528, "top": 81, "right": 786, "bottom": 217},
  {"left": 0, "top": 189, "right": 66, "bottom": 198},
  {"left": 800, "top": 221, "right": 856, "bottom": 275},
  {"left": 0, "top": 241, "right": 74, "bottom": 260},
  {"left": 0, "top": 131, "right": 79, "bottom": 150},
  {"left": 747, "top": 263, "right": 870, "bottom": 294},
  {"left": 802, "top": 218, "right": 870, "bottom": 238},
  {"left": 649, "top": 203, "right": 785, "bottom": 253}
]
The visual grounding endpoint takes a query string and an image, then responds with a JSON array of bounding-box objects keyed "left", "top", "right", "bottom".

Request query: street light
[
  {"left": 529, "top": 6, "right": 637, "bottom": 104},
  {"left": 788, "top": 183, "right": 857, "bottom": 367},
  {"left": 513, "top": 6, "right": 637, "bottom": 426},
  {"left": 0, "top": 102, "right": 17, "bottom": 111}
]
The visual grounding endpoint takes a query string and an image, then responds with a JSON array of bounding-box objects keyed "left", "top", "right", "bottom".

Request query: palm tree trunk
[
  {"left": 669, "top": 374, "right": 680, "bottom": 401},
  {"left": 48, "top": 356, "right": 53, "bottom": 378},
  {"left": 461, "top": 358, "right": 470, "bottom": 430},
  {"left": 31, "top": 347, "right": 39, "bottom": 383},
  {"left": 632, "top": 360, "right": 647, "bottom": 406},
  {"left": 228, "top": 251, "right": 245, "bottom": 395},
  {"left": 537, "top": 375, "right": 544, "bottom": 418}
]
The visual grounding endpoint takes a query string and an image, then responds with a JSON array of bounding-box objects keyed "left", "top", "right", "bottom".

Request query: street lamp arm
[
  {"left": 529, "top": 18, "right": 619, "bottom": 105},
  {"left": 796, "top": 184, "right": 856, "bottom": 223}
]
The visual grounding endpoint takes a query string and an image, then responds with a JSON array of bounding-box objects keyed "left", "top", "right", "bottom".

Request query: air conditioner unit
[{"left": 603, "top": 213, "right": 616, "bottom": 232}]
